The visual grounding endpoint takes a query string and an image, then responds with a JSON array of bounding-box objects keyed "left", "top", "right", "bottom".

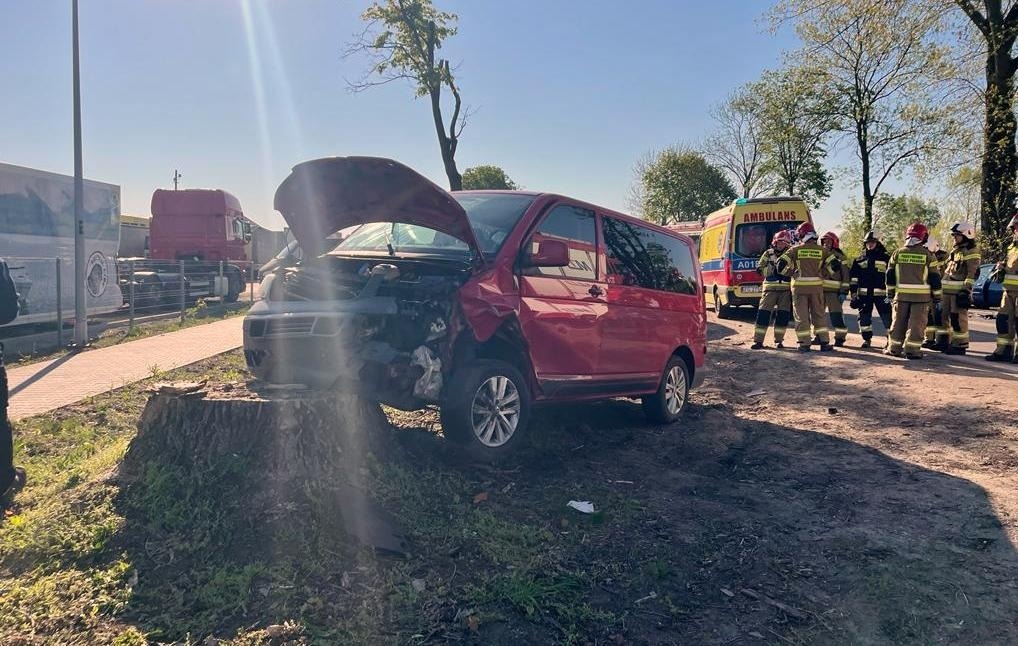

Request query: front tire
[
  {"left": 714, "top": 287, "right": 735, "bottom": 319},
  {"left": 642, "top": 355, "right": 690, "bottom": 424},
  {"left": 440, "top": 359, "right": 531, "bottom": 462}
]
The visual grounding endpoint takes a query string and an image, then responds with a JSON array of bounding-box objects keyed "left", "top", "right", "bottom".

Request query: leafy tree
[
  {"left": 775, "top": 0, "right": 965, "bottom": 230},
  {"left": 839, "top": 194, "right": 943, "bottom": 258},
  {"left": 704, "top": 88, "right": 772, "bottom": 198},
  {"left": 461, "top": 165, "right": 518, "bottom": 190},
  {"left": 953, "top": 1, "right": 1018, "bottom": 257},
  {"left": 632, "top": 147, "right": 737, "bottom": 225},
  {"left": 346, "top": 0, "right": 467, "bottom": 190},
  {"left": 752, "top": 66, "right": 836, "bottom": 208}
]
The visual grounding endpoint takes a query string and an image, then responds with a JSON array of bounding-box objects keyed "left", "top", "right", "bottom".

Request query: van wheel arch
[{"left": 450, "top": 317, "right": 535, "bottom": 391}]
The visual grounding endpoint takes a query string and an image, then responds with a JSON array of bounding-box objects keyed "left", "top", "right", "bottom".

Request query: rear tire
[
  {"left": 440, "top": 359, "right": 531, "bottom": 462},
  {"left": 642, "top": 355, "right": 690, "bottom": 424}
]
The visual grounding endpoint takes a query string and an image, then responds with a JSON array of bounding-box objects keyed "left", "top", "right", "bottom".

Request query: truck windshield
[{"left": 331, "top": 193, "right": 535, "bottom": 257}]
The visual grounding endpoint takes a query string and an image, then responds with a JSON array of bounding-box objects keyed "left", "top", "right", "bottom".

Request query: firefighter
[
  {"left": 986, "top": 215, "right": 1018, "bottom": 362},
  {"left": 848, "top": 230, "right": 891, "bottom": 348},
  {"left": 752, "top": 229, "right": 794, "bottom": 349},
  {"left": 778, "top": 221, "right": 833, "bottom": 352},
  {"left": 820, "top": 231, "right": 850, "bottom": 346},
  {"left": 922, "top": 239, "right": 950, "bottom": 351},
  {"left": 885, "top": 222, "right": 942, "bottom": 359},
  {"left": 938, "top": 222, "right": 981, "bottom": 355}
]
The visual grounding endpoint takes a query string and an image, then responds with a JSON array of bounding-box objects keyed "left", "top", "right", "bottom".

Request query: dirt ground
[
  {"left": 3, "top": 312, "right": 1018, "bottom": 645},
  {"left": 376, "top": 310, "right": 1018, "bottom": 643}
]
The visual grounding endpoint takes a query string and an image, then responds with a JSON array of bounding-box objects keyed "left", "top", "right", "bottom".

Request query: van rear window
[
  {"left": 603, "top": 217, "right": 697, "bottom": 295},
  {"left": 735, "top": 222, "right": 798, "bottom": 258}
]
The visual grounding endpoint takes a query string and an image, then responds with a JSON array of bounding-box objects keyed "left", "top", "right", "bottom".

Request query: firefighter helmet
[
  {"left": 772, "top": 229, "right": 794, "bottom": 246},
  {"left": 949, "top": 222, "right": 975, "bottom": 240},
  {"left": 863, "top": 230, "right": 879, "bottom": 243},
  {"left": 1008, "top": 214, "right": 1018, "bottom": 230},
  {"left": 905, "top": 222, "right": 929, "bottom": 243},
  {"left": 820, "top": 231, "right": 840, "bottom": 249},
  {"left": 795, "top": 221, "right": 817, "bottom": 242}
]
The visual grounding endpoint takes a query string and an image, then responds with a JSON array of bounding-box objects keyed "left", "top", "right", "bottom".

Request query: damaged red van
[{"left": 243, "top": 157, "right": 707, "bottom": 459}]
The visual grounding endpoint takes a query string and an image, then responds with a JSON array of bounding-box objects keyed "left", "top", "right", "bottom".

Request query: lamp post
[{"left": 72, "top": 0, "right": 87, "bottom": 345}]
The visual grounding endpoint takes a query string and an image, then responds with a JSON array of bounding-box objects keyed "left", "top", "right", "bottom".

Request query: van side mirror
[{"left": 526, "top": 239, "right": 570, "bottom": 268}]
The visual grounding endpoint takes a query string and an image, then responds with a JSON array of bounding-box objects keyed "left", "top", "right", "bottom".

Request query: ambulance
[{"left": 700, "top": 196, "right": 813, "bottom": 318}]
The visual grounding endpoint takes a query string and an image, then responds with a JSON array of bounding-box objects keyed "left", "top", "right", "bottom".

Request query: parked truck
[{"left": 121, "top": 189, "right": 252, "bottom": 308}]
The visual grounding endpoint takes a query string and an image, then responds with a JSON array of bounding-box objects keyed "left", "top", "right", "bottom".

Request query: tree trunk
[
  {"left": 119, "top": 383, "right": 407, "bottom": 553},
  {"left": 981, "top": 46, "right": 1018, "bottom": 259},
  {"left": 859, "top": 140, "right": 874, "bottom": 232},
  {"left": 429, "top": 88, "right": 462, "bottom": 191}
]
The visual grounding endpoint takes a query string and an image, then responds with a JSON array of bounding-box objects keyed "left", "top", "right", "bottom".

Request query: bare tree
[
  {"left": 704, "top": 89, "right": 771, "bottom": 198},
  {"left": 346, "top": 0, "right": 467, "bottom": 190},
  {"left": 775, "top": 0, "right": 966, "bottom": 230}
]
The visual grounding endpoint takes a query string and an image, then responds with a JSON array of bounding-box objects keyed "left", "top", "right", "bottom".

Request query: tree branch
[{"left": 954, "top": 0, "right": 990, "bottom": 37}]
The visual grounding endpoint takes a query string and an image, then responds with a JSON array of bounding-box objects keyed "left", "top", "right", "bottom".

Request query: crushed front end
[{"left": 243, "top": 255, "right": 468, "bottom": 409}]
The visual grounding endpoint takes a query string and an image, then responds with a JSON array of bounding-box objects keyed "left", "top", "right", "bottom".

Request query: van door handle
[{"left": 588, "top": 285, "right": 604, "bottom": 297}]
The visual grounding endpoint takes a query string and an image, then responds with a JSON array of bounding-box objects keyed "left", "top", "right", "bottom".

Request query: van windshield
[
  {"left": 734, "top": 222, "right": 799, "bottom": 258},
  {"left": 330, "top": 193, "right": 536, "bottom": 258}
]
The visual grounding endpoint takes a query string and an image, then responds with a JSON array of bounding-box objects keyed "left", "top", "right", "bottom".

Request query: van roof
[
  {"left": 453, "top": 189, "right": 695, "bottom": 243},
  {"left": 734, "top": 196, "right": 804, "bottom": 205}
]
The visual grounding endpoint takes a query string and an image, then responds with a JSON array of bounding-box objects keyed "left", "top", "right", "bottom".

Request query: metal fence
[{"left": 0, "top": 257, "right": 261, "bottom": 355}]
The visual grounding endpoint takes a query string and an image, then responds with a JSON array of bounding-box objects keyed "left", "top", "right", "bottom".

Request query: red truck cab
[{"left": 150, "top": 189, "right": 251, "bottom": 262}]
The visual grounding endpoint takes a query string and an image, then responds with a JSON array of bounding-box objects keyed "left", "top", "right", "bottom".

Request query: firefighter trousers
[
  {"left": 857, "top": 295, "right": 891, "bottom": 341},
  {"left": 943, "top": 293, "right": 970, "bottom": 348},
  {"left": 824, "top": 291, "right": 848, "bottom": 342},
  {"left": 888, "top": 300, "right": 930, "bottom": 357},
  {"left": 991, "top": 291, "right": 1018, "bottom": 358},
  {"left": 793, "top": 291, "right": 828, "bottom": 347},
  {"left": 925, "top": 302, "right": 944, "bottom": 344},
  {"left": 753, "top": 290, "right": 791, "bottom": 344}
]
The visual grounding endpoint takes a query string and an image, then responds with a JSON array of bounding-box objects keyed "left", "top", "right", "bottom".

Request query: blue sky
[{"left": 0, "top": 0, "right": 854, "bottom": 232}]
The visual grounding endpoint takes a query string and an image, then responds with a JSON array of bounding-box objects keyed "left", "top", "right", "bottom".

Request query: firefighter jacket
[
  {"left": 757, "top": 247, "right": 791, "bottom": 292},
  {"left": 849, "top": 243, "right": 889, "bottom": 298},
  {"left": 942, "top": 240, "right": 980, "bottom": 294},
  {"left": 822, "top": 248, "right": 850, "bottom": 293},
  {"left": 1000, "top": 238, "right": 1018, "bottom": 294},
  {"left": 778, "top": 241, "right": 827, "bottom": 295},
  {"left": 886, "top": 243, "right": 942, "bottom": 303}
]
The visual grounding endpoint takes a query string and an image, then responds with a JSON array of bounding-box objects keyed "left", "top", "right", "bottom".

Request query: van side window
[
  {"left": 524, "top": 204, "right": 597, "bottom": 281},
  {"left": 604, "top": 217, "right": 697, "bottom": 295}
]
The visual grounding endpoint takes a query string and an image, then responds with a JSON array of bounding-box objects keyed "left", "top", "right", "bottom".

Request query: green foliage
[
  {"left": 775, "top": 0, "right": 965, "bottom": 228},
  {"left": 634, "top": 147, "right": 737, "bottom": 225},
  {"left": 840, "top": 194, "right": 942, "bottom": 258},
  {"left": 752, "top": 66, "right": 836, "bottom": 208},
  {"left": 461, "top": 165, "right": 518, "bottom": 190},
  {"left": 358, "top": 0, "right": 458, "bottom": 98}
]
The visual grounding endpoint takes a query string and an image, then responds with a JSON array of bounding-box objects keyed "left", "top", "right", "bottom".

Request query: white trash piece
[
  {"left": 566, "top": 500, "right": 596, "bottom": 514},
  {"left": 411, "top": 346, "right": 443, "bottom": 401}
]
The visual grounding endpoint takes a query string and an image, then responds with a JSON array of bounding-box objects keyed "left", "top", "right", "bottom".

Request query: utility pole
[
  {"left": 72, "top": 0, "right": 88, "bottom": 346},
  {"left": 173, "top": 169, "right": 182, "bottom": 190}
]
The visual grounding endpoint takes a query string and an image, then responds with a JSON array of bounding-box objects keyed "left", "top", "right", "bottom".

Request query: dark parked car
[
  {"left": 973, "top": 263, "right": 1004, "bottom": 309},
  {"left": 244, "top": 156, "right": 707, "bottom": 460}
]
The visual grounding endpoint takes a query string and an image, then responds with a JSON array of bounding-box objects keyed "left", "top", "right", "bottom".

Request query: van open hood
[{"left": 274, "top": 157, "right": 479, "bottom": 257}]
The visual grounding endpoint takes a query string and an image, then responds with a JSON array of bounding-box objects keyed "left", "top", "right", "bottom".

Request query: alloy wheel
[{"left": 470, "top": 375, "right": 521, "bottom": 447}]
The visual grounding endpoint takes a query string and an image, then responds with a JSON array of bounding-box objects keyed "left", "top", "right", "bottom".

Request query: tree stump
[{"left": 120, "top": 382, "right": 407, "bottom": 553}]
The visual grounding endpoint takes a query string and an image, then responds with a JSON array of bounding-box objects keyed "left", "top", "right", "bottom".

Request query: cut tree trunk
[{"left": 120, "top": 382, "right": 407, "bottom": 553}]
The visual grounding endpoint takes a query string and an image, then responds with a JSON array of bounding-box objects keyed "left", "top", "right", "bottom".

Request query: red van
[{"left": 244, "top": 157, "right": 707, "bottom": 460}]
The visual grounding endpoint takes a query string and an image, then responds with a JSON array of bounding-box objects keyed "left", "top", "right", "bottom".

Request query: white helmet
[
  {"left": 949, "top": 222, "right": 975, "bottom": 240},
  {"left": 1009, "top": 214, "right": 1018, "bottom": 230},
  {"left": 926, "top": 238, "right": 940, "bottom": 253}
]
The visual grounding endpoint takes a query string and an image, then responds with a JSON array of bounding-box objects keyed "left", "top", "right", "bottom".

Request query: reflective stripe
[
  {"left": 822, "top": 279, "right": 843, "bottom": 289},
  {"left": 961, "top": 253, "right": 981, "bottom": 261},
  {"left": 874, "top": 261, "right": 888, "bottom": 270},
  {"left": 796, "top": 330, "right": 812, "bottom": 339},
  {"left": 997, "top": 338, "right": 1013, "bottom": 346},
  {"left": 762, "top": 284, "right": 791, "bottom": 291},
  {"left": 860, "top": 325, "right": 872, "bottom": 332},
  {"left": 1004, "top": 274, "right": 1018, "bottom": 288},
  {"left": 792, "top": 278, "right": 823, "bottom": 286},
  {"left": 850, "top": 278, "right": 860, "bottom": 284},
  {"left": 814, "top": 327, "right": 830, "bottom": 334}
]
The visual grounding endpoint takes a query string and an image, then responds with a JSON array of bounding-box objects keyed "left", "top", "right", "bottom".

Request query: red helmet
[
  {"left": 772, "top": 229, "right": 794, "bottom": 246},
  {"left": 905, "top": 222, "right": 929, "bottom": 242},
  {"left": 820, "top": 231, "right": 840, "bottom": 249},
  {"left": 795, "top": 221, "right": 817, "bottom": 241}
]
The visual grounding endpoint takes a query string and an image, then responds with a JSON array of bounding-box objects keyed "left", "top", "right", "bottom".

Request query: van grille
[{"left": 259, "top": 317, "right": 315, "bottom": 337}]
